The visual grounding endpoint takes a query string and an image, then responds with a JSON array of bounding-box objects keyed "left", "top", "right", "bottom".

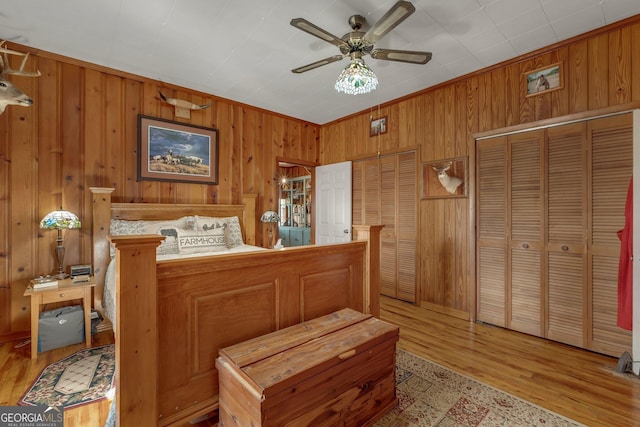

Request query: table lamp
[
  {"left": 40, "top": 208, "right": 81, "bottom": 279},
  {"left": 260, "top": 210, "right": 280, "bottom": 249}
]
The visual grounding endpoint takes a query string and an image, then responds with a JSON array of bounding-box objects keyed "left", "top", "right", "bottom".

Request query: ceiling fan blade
[
  {"left": 363, "top": 1, "right": 416, "bottom": 44},
  {"left": 291, "top": 55, "right": 344, "bottom": 74},
  {"left": 371, "top": 48, "right": 432, "bottom": 64},
  {"left": 290, "top": 18, "right": 350, "bottom": 52}
]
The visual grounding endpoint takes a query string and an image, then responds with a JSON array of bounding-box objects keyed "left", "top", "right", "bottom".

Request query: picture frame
[
  {"left": 137, "top": 115, "right": 219, "bottom": 185},
  {"left": 525, "top": 62, "right": 563, "bottom": 97},
  {"left": 422, "top": 157, "right": 467, "bottom": 199},
  {"left": 370, "top": 116, "right": 388, "bottom": 137}
]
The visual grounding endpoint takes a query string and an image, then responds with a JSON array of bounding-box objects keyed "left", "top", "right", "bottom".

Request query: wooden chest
[{"left": 216, "top": 308, "right": 399, "bottom": 427}]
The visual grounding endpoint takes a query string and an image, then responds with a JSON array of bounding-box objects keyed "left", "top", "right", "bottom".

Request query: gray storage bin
[{"left": 38, "top": 305, "right": 85, "bottom": 352}]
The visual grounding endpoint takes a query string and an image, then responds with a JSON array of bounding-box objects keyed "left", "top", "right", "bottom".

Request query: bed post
[
  {"left": 353, "top": 225, "right": 384, "bottom": 317},
  {"left": 90, "top": 187, "right": 115, "bottom": 317},
  {"left": 241, "top": 193, "right": 258, "bottom": 246},
  {"left": 109, "top": 234, "right": 164, "bottom": 427}
]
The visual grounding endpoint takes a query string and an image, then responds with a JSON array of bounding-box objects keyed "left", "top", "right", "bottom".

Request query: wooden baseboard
[
  {"left": 0, "top": 330, "right": 30, "bottom": 345},
  {"left": 418, "top": 300, "right": 470, "bottom": 321}
]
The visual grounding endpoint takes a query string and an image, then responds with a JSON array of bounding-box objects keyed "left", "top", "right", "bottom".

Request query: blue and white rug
[{"left": 19, "top": 344, "right": 115, "bottom": 409}]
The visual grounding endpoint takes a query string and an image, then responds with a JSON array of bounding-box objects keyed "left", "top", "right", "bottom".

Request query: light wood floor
[
  {"left": 381, "top": 296, "right": 640, "bottom": 427},
  {"left": 1, "top": 298, "right": 638, "bottom": 426}
]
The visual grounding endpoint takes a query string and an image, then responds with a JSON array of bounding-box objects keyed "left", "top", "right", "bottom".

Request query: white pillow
[
  {"left": 177, "top": 224, "right": 227, "bottom": 254},
  {"left": 109, "top": 217, "right": 196, "bottom": 256},
  {"left": 196, "top": 216, "right": 244, "bottom": 248}
]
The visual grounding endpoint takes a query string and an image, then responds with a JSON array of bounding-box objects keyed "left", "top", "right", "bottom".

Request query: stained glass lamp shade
[
  {"left": 40, "top": 209, "right": 81, "bottom": 279},
  {"left": 335, "top": 58, "right": 379, "bottom": 95}
]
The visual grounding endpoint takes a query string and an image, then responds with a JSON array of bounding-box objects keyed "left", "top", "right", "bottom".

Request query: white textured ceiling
[{"left": 1, "top": 0, "right": 639, "bottom": 124}]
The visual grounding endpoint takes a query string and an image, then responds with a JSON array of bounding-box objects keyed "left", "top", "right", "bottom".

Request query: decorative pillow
[
  {"left": 109, "top": 219, "right": 145, "bottom": 236},
  {"left": 141, "top": 223, "right": 181, "bottom": 255},
  {"left": 177, "top": 223, "right": 227, "bottom": 254},
  {"left": 196, "top": 216, "right": 244, "bottom": 248},
  {"left": 109, "top": 217, "right": 196, "bottom": 256}
]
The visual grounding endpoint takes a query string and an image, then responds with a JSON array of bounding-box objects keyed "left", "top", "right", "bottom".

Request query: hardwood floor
[
  {"left": 380, "top": 296, "right": 640, "bottom": 427},
  {"left": 1, "top": 298, "right": 638, "bottom": 426}
]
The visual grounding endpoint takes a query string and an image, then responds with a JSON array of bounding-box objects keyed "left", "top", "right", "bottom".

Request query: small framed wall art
[
  {"left": 525, "top": 62, "right": 563, "bottom": 97},
  {"left": 370, "top": 116, "right": 387, "bottom": 137}
]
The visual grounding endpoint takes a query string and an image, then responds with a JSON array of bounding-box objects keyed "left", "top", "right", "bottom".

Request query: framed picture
[
  {"left": 525, "top": 62, "right": 563, "bottom": 97},
  {"left": 137, "top": 115, "right": 219, "bottom": 184},
  {"left": 422, "top": 157, "right": 467, "bottom": 199},
  {"left": 370, "top": 116, "right": 387, "bottom": 137}
]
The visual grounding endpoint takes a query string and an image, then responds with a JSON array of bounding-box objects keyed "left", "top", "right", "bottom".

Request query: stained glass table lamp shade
[{"left": 40, "top": 209, "right": 81, "bottom": 279}]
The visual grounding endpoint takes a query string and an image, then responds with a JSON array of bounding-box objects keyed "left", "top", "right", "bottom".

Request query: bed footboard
[{"left": 109, "top": 233, "right": 381, "bottom": 427}]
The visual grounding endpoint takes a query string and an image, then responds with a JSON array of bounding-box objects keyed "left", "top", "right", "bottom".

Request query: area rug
[
  {"left": 375, "top": 349, "right": 584, "bottom": 427},
  {"left": 19, "top": 344, "right": 115, "bottom": 409}
]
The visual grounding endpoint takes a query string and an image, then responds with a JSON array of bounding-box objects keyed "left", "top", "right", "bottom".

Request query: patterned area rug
[
  {"left": 19, "top": 344, "right": 115, "bottom": 409},
  {"left": 375, "top": 349, "right": 585, "bottom": 427}
]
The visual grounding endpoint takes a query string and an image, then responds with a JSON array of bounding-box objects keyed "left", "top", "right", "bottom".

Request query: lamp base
[{"left": 54, "top": 232, "right": 67, "bottom": 280}]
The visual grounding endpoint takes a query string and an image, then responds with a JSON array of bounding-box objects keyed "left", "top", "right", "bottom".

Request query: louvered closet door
[
  {"left": 380, "top": 156, "right": 398, "bottom": 298},
  {"left": 397, "top": 152, "right": 417, "bottom": 302},
  {"left": 477, "top": 137, "right": 507, "bottom": 327},
  {"left": 364, "top": 161, "right": 381, "bottom": 225},
  {"left": 546, "top": 123, "right": 586, "bottom": 348},
  {"left": 352, "top": 162, "right": 364, "bottom": 226},
  {"left": 352, "top": 153, "right": 417, "bottom": 302},
  {"left": 588, "top": 114, "right": 632, "bottom": 356},
  {"left": 508, "top": 131, "right": 544, "bottom": 336}
]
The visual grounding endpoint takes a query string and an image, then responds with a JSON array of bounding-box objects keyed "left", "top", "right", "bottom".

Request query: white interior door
[{"left": 315, "top": 161, "right": 352, "bottom": 244}]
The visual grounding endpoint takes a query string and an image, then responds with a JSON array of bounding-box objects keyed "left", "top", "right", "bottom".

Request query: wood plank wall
[
  {"left": 320, "top": 15, "right": 640, "bottom": 317},
  {"left": 0, "top": 46, "right": 319, "bottom": 339}
]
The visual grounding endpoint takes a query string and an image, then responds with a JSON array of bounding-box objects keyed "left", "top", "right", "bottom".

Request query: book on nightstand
[{"left": 30, "top": 276, "right": 59, "bottom": 290}]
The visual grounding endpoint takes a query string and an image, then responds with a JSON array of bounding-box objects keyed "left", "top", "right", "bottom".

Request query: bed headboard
[{"left": 89, "top": 187, "right": 258, "bottom": 312}]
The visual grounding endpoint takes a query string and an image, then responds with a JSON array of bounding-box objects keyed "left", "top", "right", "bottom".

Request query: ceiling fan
[{"left": 290, "top": 0, "right": 432, "bottom": 74}]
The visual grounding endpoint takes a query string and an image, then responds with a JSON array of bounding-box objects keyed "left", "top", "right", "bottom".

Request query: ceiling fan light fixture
[{"left": 334, "top": 58, "right": 378, "bottom": 95}]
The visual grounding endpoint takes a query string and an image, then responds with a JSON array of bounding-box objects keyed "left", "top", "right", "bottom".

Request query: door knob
[{"left": 344, "top": 229, "right": 349, "bottom": 234}]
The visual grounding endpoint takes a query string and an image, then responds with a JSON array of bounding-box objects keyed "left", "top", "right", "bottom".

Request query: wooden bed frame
[{"left": 90, "top": 188, "right": 383, "bottom": 427}]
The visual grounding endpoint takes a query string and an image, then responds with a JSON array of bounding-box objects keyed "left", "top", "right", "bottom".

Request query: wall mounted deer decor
[
  {"left": 0, "top": 41, "right": 40, "bottom": 115},
  {"left": 432, "top": 162, "right": 463, "bottom": 194}
]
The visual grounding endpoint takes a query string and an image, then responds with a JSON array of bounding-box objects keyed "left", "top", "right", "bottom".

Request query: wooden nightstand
[{"left": 23, "top": 278, "right": 96, "bottom": 359}]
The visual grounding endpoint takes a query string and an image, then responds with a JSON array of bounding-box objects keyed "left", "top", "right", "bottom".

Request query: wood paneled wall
[
  {"left": 0, "top": 47, "right": 319, "bottom": 339},
  {"left": 320, "top": 15, "right": 640, "bottom": 317}
]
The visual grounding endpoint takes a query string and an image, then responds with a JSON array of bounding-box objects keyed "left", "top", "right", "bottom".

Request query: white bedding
[{"left": 103, "top": 243, "right": 267, "bottom": 329}]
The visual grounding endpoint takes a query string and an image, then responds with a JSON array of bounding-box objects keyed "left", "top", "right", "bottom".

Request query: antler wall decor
[
  {"left": 158, "top": 90, "right": 211, "bottom": 119},
  {"left": 0, "top": 41, "right": 41, "bottom": 114}
]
